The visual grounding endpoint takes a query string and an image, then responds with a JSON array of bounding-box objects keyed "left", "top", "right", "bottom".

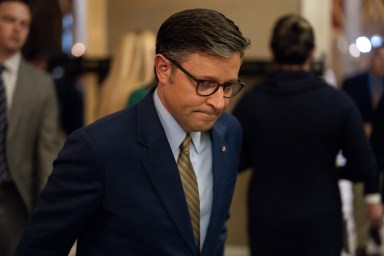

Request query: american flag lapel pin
[{"left": 221, "top": 146, "right": 226, "bottom": 152}]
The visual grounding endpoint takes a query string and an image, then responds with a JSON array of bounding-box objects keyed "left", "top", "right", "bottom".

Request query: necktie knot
[{"left": 180, "top": 134, "right": 192, "bottom": 154}]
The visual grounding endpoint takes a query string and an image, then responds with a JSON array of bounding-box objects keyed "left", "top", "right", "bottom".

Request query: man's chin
[{"left": 188, "top": 120, "right": 217, "bottom": 132}]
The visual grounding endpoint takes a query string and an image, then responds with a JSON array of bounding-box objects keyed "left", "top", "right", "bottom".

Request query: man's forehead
[{"left": 0, "top": 2, "right": 31, "bottom": 19}]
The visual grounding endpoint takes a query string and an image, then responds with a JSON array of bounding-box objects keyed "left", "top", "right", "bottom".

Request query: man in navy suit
[
  {"left": 342, "top": 45, "right": 384, "bottom": 256},
  {"left": 16, "top": 8, "right": 250, "bottom": 256}
]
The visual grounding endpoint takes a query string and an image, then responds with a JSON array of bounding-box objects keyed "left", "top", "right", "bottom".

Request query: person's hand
[
  {"left": 366, "top": 202, "right": 383, "bottom": 226},
  {"left": 364, "top": 122, "right": 372, "bottom": 138},
  {"left": 366, "top": 203, "right": 383, "bottom": 246}
]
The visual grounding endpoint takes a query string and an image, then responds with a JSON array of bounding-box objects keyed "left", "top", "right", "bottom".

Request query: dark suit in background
[
  {"left": 371, "top": 99, "right": 384, "bottom": 182},
  {"left": 343, "top": 71, "right": 384, "bottom": 181},
  {"left": 343, "top": 72, "right": 382, "bottom": 122},
  {"left": 342, "top": 60, "right": 384, "bottom": 253}
]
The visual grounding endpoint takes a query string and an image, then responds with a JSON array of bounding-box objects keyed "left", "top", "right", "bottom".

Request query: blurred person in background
[
  {"left": 342, "top": 45, "right": 384, "bottom": 256},
  {"left": 233, "top": 14, "right": 381, "bottom": 256},
  {"left": 96, "top": 29, "right": 156, "bottom": 119},
  {"left": 0, "top": 0, "right": 61, "bottom": 255}
]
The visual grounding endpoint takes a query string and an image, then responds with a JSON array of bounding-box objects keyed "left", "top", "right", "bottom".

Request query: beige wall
[
  {"left": 301, "top": 0, "right": 332, "bottom": 61},
  {"left": 106, "top": 0, "right": 301, "bottom": 60}
]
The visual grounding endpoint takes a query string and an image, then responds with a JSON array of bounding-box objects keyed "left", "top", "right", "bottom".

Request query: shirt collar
[
  {"left": 152, "top": 88, "right": 202, "bottom": 155},
  {"left": 3, "top": 52, "right": 21, "bottom": 74}
]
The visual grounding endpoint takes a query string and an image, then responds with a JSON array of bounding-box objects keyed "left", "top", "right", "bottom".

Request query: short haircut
[
  {"left": 270, "top": 14, "right": 315, "bottom": 65},
  {"left": 156, "top": 8, "right": 250, "bottom": 62},
  {"left": 0, "top": 0, "right": 29, "bottom": 5}
]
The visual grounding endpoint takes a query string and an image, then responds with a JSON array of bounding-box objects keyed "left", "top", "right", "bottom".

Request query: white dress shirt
[{"left": 2, "top": 52, "right": 21, "bottom": 111}]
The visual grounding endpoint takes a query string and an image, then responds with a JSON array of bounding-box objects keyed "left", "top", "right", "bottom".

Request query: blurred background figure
[
  {"left": 126, "top": 79, "right": 155, "bottom": 106},
  {"left": 96, "top": 29, "right": 156, "bottom": 119},
  {"left": 233, "top": 14, "right": 381, "bottom": 256},
  {"left": 342, "top": 45, "right": 384, "bottom": 256},
  {"left": 0, "top": 1, "right": 61, "bottom": 255},
  {"left": 22, "top": 0, "right": 83, "bottom": 137}
]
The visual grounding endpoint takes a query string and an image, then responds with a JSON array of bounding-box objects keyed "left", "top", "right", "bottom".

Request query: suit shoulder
[
  {"left": 219, "top": 111, "right": 240, "bottom": 123},
  {"left": 20, "top": 59, "right": 54, "bottom": 84},
  {"left": 342, "top": 72, "right": 368, "bottom": 87},
  {"left": 344, "top": 72, "right": 367, "bottom": 81},
  {"left": 83, "top": 107, "right": 137, "bottom": 135},
  {"left": 216, "top": 112, "right": 241, "bottom": 132}
]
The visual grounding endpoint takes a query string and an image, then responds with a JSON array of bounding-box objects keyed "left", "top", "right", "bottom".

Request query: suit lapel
[
  {"left": 137, "top": 92, "right": 197, "bottom": 255},
  {"left": 201, "top": 122, "right": 229, "bottom": 255},
  {"left": 7, "top": 60, "right": 32, "bottom": 139}
]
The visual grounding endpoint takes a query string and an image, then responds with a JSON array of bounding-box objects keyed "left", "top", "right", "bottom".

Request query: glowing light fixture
[
  {"left": 71, "top": 42, "right": 86, "bottom": 57},
  {"left": 349, "top": 43, "right": 360, "bottom": 57},
  {"left": 371, "top": 34, "right": 383, "bottom": 48},
  {"left": 356, "top": 36, "right": 371, "bottom": 53}
]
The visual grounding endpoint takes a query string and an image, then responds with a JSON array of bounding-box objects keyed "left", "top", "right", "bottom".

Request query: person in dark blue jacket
[{"left": 233, "top": 14, "right": 381, "bottom": 256}]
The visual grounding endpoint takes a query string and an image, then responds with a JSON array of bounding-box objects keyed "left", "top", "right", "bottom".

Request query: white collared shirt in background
[{"left": 2, "top": 52, "right": 21, "bottom": 111}]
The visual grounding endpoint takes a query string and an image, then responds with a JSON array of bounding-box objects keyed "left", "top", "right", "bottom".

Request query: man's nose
[{"left": 206, "top": 87, "right": 226, "bottom": 111}]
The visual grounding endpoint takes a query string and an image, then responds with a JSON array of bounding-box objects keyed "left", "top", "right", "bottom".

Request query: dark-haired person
[
  {"left": 0, "top": 1, "right": 61, "bottom": 255},
  {"left": 233, "top": 14, "right": 381, "bottom": 256},
  {"left": 16, "top": 8, "right": 250, "bottom": 256}
]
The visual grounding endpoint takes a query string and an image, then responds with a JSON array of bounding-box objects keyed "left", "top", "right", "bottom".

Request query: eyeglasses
[{"left": 165, "top": 57, "right": 245, "bottom": 98}]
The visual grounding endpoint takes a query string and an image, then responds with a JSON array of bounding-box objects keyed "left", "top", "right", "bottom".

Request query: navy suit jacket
[
  {"left": 343, "top": 72, "right": 383, "bottom": 194},
  {"left": 342, "top": 72, "right": 381, "bottom": 122},
  {"left": 16, "top": 90, "right": 242, "bottom": 256},
  {"left": 342, "top": 72, "right": 384, "bottom": 151}
]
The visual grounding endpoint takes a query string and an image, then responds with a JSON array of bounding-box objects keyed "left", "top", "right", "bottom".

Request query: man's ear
[
  {"left": 304, "top": 48, "right": 316, "bottom": 70},
  {"left": 308, "top": 48, "right": 316, "bottom": 61},
  {"left": 154, "top": 54, "right": 172, "bottom": 84}
]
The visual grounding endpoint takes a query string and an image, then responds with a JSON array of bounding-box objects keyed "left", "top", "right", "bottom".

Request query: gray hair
[{"left": 156, "top": 8, "right": 250, "bottom": 62}]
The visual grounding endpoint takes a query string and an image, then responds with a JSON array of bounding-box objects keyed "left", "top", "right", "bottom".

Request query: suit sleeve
[
  {"left": 36, "top": 75, "right": 62, "bottom": 191},
  {"left": 338, "top": 97, "right": 378, "bottom": 193},
  {"left": 16, "top": 130, "right": 104, "bottom": 255},
  {"left": 232, "top": 96, "right": 252, "bottom": 172},
  {"left": 371, "top": 100, "right": 384, "bottom": 197},
  {"left": 371, "top": 100, "right": 384, "bottom": 169}
]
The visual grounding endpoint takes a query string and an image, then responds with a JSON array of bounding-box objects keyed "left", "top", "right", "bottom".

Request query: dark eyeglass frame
[{"left": 164, "top": 56, "right": 245, "bottom": 98}]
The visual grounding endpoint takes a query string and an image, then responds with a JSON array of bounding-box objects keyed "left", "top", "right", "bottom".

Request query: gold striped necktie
[{"left": 177, "top": 134, "right": 200, "bottom": 248}]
